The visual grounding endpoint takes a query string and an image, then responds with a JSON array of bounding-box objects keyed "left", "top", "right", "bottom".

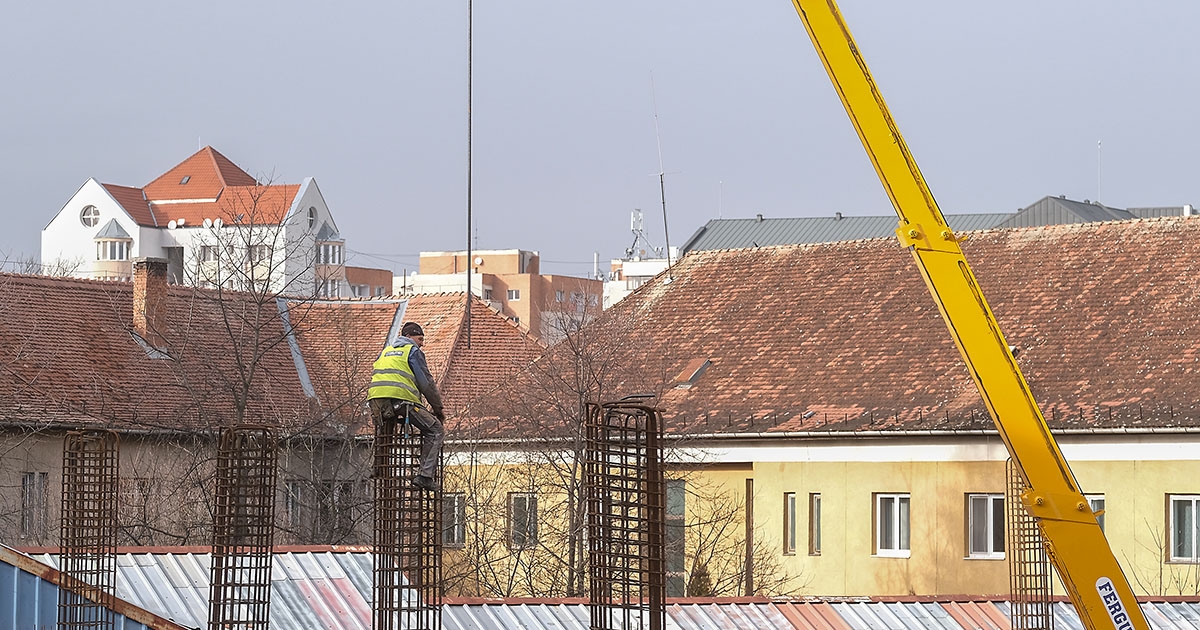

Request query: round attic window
[
  {"left": 80, "top": 205, "right": 100, "bottom": 227},
  {"left": 308, "top": 206, "right": 317, "bottom": 228}
]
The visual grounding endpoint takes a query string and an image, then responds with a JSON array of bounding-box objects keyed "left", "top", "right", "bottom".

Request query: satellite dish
[
  {"left": 473, "top": 256, "right": 484, "bottom": 266},
  {"left": 177, "top": 218, "right": 186, "bottom": 226},
  {"left": 213, "top": 218, "right": 223, "bottom": 228},
  {"left": 167, "top": 220, "right": 177, "bottom": 230},
  {"left": 203, "top": 218, "right": 213, "bottom": 228}
]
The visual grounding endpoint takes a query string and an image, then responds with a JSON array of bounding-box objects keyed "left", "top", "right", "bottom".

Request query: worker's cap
[{"left": 401, "top": 322, "right": 425, "bottom": 338}]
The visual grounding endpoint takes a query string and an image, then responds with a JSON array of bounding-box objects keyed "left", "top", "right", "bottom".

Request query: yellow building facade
[{"left": 691, "top": 431, "right": 1200, "bottom": 597}]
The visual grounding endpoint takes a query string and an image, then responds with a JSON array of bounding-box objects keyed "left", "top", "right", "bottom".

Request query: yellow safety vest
[{"left": 368, "top": 344, "right": 421, "bottom": 404}]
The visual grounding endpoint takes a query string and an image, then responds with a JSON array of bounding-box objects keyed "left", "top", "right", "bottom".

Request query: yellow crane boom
[{"left": 788, "top": 2, "right": 1147, "bottom": 629}]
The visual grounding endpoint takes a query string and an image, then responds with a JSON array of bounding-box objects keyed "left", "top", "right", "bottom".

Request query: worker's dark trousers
[{"left": 370, "top": 398, "right": 445, "bottom": 479}]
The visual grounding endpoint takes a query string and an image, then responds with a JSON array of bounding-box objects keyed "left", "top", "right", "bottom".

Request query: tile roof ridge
[
  {"left": 308, "top": 295, "right": 406, "bottom": 305},
  {"left": 204, "top": 146, "right": 258, "bottom": 188},
  {"left": 0, "top": 271, "right": 134, "bottom": 290}
]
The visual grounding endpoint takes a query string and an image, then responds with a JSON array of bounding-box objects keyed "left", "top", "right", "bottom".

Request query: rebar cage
[
  {"left": 585, "top": 398, "right": 667, "bottom": 630},
  {"left": 373, "top": 410, "right": 442, "bottom": 630},
  {"left": 209, "top": 426, "right": 278, "bottom": 630},
  {"left": 1007, "top": 458, "right": 1055, "bottom": 630},
  {"left": 58, "top": 429, "right": 120, "bottom": 630}
]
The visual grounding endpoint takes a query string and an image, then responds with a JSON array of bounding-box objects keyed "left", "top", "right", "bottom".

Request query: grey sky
[{"left": 3, "top": 2, "right": 1198, "bottom": 276}]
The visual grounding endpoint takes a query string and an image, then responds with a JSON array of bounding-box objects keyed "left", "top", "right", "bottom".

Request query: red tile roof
[
  {"left": 289, "top": 299, "right": 400, "bottom": 434},
  {"left": 143, "top": 146, "right": 257, "bottom": 201},
  {"left": 0, "top": 277, "right": 542, "bottom": 436},
  {"left": 103, "top": 147, "right": 299, "bottom": 228},
  {"left": 285, "top": 293, "right": 542, "bottom": 432},
  {"left": 101, "top": 184, "right": 157, "bottom": 227},
  {"left": 0, "top": 274, "right": 304, "bottom": 431},
  {"left": 576, "top": 217, "right": 1200, "bottom": 435},
  {"left": 150, "top": 184, "right": 301, "bottom": 228}
]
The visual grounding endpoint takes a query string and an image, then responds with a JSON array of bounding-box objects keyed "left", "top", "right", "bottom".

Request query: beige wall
[
  {"left": 420, "top": 250, "right": 538, "bottom": 275},
  {"left": 738, "top": 437, "right": 1200, "bottom": 597},
  {"left": 0, "top": 429, "right": 373, "bottom": 549}
]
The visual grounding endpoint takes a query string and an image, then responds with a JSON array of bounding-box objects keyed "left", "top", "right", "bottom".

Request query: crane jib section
[{"left": 788, "top": 2, "right": 1148, "bottom": 629}]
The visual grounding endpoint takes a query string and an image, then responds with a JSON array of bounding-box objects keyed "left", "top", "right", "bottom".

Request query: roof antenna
[
  {"left": 464, "top": 0, "right": 474, "bottom": 348},
  {"left": 650, "top": 72, "right": 674, "bottom": 283}
]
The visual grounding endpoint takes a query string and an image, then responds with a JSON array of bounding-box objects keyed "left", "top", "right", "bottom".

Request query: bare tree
[
  {"left": 1125, "top": 517, "right": 1200, "bottom": 596},
  {"left": 440, "top": 294, "right": 803, "bottom": 598},
  {"left": 1, "top": 253, "right": 85, "bottom": 277}
]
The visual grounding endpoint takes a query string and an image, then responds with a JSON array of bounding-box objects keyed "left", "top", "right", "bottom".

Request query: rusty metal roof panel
[
  {"left": 1, "top": 546, "right": 187, "bottom": 630},
  {"left": 443, "top": 602, "right": 591, "bottom": 629},
  {"left": 19, "top": 549, "right": 1200, "bottom": 630}
]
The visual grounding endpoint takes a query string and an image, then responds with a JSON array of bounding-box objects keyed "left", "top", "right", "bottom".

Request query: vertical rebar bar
[
  {"left": 373, "top": 408, "right": 442, "bottom": 630},
  {"left": 58, "top": 430, "right": 119, "bottom": 630},
  {"left": 1007, "top": 458, "right": 1055, "bottom": 630},
  {"left": 209, "top": 426, "right": 278, "bottom": 630},
  {"left": 586, "top": 398, "right": 666, "bottom": 630}
]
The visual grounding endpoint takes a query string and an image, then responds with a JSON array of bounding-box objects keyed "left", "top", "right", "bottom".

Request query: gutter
[{"left": 445, "top": 426, "right": 1200, "bottom": 448}]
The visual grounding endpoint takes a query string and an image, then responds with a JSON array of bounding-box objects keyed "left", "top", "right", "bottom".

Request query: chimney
[
  {"left": 835, "top": 211, "right": 843, "bottom": 220},
  {"left": 755, "top": 213, "right": 764, "bottom": 222},
  {"left": 133, "top": 257, "right": 169, "bottom": 343}
]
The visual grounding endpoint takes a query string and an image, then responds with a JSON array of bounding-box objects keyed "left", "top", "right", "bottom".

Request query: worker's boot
[{"left": 411, "top": 475, "right": 438, "bottom": 492}]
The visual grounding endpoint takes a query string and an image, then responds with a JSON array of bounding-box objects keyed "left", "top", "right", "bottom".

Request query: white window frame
[
  {"left": 284, "top": 480, "right": 304, "bottom": 529},
  {"left": 507, "top": 289, "right": 521, "bottom": 301},
  {"left": 248, "top": 244, "right": 271, "bottom": 265},
  {"left": 809, "top": 492, "right": 822, "bottom": 556},
  {"left": 783, "top": 492, "right": 797, "bottom": 555},
  {"left": 874, "top": 493, "right": 911, "bottom": 557},
  {"left": 443, "top": 493, "right": 466, "bottom": 547},
  {"left": 1086, "top": 494, "right": 1106, "bottom": 533},
  {"left": 80, "top": 205, "right": 100, "bottom": 227},
  {"left": 967, "top": 493, "right": 1005, "bottom": 559},
  {"left": 666, "top": 479, "right": 686, "bottom": 597},
  {"left": 1170, "top": 494, "right": 1200, "bottom": 563},
  {"left": 21, "top": 472, "right": 48, "bottom": 538},
  {"left": 96, "top": 240, "right": 130, "bottom": 261},
  {"left": 509, "top": 492, "right": 538, "bottom": 549}
]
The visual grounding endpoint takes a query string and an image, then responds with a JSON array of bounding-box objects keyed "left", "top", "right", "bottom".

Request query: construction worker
[{"left": 368, "top": 321, "right": 445, "bottom": 492}]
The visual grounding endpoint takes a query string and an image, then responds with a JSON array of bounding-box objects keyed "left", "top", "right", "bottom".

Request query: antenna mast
[
  {"left": 465, "top": 0, "right": 474, "bottom": 347},
  {"left": 650, "top": 73, "right": 674, "bottom": 281}
]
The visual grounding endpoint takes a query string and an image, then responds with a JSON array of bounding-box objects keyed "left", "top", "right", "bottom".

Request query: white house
[{"left": 41, "top": 147, "right": 348, "bottom": 296}]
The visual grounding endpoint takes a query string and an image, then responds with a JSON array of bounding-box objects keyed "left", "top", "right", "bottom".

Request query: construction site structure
[
  {"left": 58, "top": 429, "right": 120, "bottom": 630},
  {"left": 790, "top": 2, "right": 1148, "bottom": 628},
  {"left": 1008, "top": 459, "right": 1056, "bottom": 630},
  {"left": 374, "top": 406, "right": 443, "bottom": 630},
  {"left": 585, "top": 397, "right": 667, "bottom": 630},
  {"left": 209, "top": 426, "right": 278, "bottom": 630}
]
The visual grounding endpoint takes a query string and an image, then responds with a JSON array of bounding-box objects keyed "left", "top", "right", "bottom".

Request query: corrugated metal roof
[
  {"left": 1129, "top": 206, "right": 1194, "bottom": 219},
  {"left": 679, "top": 213, "right": 1012, "bottom": 254},
  {"left": 0, "top": 545, "right": 185, "bottom": 630},
  {"left": 995, "top": 196, "right": 1134, "bottom": 228},
  {"left": 22, "top": 550, "right": 1200, "bottom": 629}
]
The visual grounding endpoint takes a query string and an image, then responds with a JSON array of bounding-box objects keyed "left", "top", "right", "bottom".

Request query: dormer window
[
  {"left": 80, "top": 205, "right": 100, "bottom": 227},
  {"left": 93, "top": 219, "right": 132, "bottom": 261}
]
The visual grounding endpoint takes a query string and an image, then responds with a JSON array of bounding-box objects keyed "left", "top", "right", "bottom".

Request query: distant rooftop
[{"left": 679, "top": 196, "right": 1196, "bottom": 254}]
